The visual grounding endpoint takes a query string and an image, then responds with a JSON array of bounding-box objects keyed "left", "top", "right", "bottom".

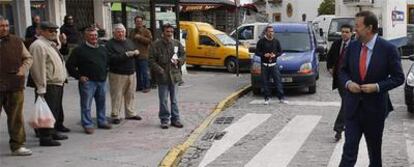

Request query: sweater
[{"left": 106, "top": 38, "right": 136, "bottom": 75}]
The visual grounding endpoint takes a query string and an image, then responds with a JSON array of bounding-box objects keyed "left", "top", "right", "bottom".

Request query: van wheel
[
  {"left": 192, "top": 65, "right": 201, "bottom": 69},
  {"left": 226, "top": 57, "right": 237, "bottom": 73}
]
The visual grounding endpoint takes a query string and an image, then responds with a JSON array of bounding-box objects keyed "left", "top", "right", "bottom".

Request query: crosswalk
[{"left": 195, "top": 112, "right": 414, "bottom": 167}]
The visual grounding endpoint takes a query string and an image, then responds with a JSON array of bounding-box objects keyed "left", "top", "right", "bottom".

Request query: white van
[
  {"left": 230, "top": 22, "right": 268, "bottom": 53},
  {"left": 312, "top": 15, "right": 335, "bottom": 39}
]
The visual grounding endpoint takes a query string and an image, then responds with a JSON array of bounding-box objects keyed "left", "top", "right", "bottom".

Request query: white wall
[{"left": 281, "top": 0, "right": 323, "bottom": 22}]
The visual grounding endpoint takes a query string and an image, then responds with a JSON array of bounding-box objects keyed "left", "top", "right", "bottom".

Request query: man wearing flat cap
[{"left": 29, "top": 21, "right": 69, "bottom": 146}]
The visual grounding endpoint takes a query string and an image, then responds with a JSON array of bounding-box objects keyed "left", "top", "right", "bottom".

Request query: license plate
[{"left": 281, "top": 77, "right": 293, "bottom": 83}]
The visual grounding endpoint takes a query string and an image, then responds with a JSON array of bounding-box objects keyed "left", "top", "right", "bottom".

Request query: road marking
[
  {"left": 198, "top": 113, "right": 271, "bottom": 167},
  {"left": 249, "top": 100, "right": 405, "bottom": 108},
  {"left": 404, "top": 121, "right": 414, "bottom": 167},
  {"left": 245, "top": 115, "right": 321, "bottom": 167},
  {"left": 327, "top": 135, "right": 368, "bottom": 167}
]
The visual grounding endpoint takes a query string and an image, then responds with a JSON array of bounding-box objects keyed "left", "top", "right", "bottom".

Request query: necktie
[
  {"left": 338, "top": 42, "right": 347, "bottom": 67},
  {"left": 359, "top": 44, "right": 368, "bottom": 81}
]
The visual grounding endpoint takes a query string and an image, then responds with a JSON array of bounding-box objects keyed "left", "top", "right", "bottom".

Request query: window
[
  {"left": 409, "top": 5, "right": 414, "bottom": 24},
  {"left": 237, "top": 26, "right": 254, "bottom": 40},
  {"left": 199, "top": 35, "right": 216, "bottom": 46}
]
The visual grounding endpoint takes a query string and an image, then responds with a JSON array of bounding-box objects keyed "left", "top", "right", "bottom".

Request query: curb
[{"left": 159, "top": 84, "right": 252, "bottom": 167}]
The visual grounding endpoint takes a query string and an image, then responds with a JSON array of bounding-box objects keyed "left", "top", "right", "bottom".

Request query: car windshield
[
  {"left": 275, "top": 32, "right": 311, "bottom": 52},
  {"left": 215, "top": 34, "right": 236, "bottom": 45},
  {"left": 328, "top": 18, "right": 355, "bottom": 35}
]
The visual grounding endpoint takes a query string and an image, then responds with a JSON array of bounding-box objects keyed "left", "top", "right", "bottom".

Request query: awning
[
  {"left": 181, "top": 4, "right": 222, "bottom": 12},
  {"left": 111, "top": 3, "right": 136, "bottom": 12}
]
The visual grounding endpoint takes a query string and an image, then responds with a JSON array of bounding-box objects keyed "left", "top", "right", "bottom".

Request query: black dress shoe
[
  {"left": 126, "top": 115, "right": 142, "bottom": 121},
  {"left": 40, "top": 139, "right": 61, "bottom": 146},
  {"left": 98, "top": 124, "right": 112, "bottom": 129},
  {"left": 334, "top": 131, "right": 342, "bottom": 142},
  {"left": 52, "top": 133, "right": 68, "bottom": 140},
  {"left": 171, "top": 121, "right": 183, "bottom": 128},
  {"left": 112, "top": 118, "right": 121, "bottom": 124},
  {"left": 56, "top": 126, "right": 71, "bottom": 133}
]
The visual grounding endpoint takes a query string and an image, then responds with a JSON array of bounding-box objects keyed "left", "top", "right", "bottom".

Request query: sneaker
[
  {"left": 12, "top": 147, "right": 32, "bottom": 156},
  {"left": 279, "top": 99, "right": 289, "bottom": 104},
  {"left": 264, "top": 98, "right": 270, "bottom": 105},
  {"left": 84, "top": 127, "right": 95, "bottom": 134},
  {"left": 126, "top": 115, "right": 142, "bottom": 121},
  {"left": 142, "top": 89, "right": 150, "bottom": 93},
  {"left": 171, "top": 121, "right": 184, "bottom": 128},
  {"left": 160, "top": 122, "right": 169, "bottom": 129}
]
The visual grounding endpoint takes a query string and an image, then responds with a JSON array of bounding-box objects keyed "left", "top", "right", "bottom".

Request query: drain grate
[
  {"left": 214, "top": 117, "right": 234, "bottom": 124},
  {"left": 201, "top": 132, "right": 227, "bottom": 141}
]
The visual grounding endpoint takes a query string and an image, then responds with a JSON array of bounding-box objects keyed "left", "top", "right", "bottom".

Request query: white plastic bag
[{"left": 29, "top": 97, "right": 55, "bottom": 128}]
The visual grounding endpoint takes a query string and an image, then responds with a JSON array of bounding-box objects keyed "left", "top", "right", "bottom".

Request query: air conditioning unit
[{"left": 343, "top": 0, "right": 374, "bottom": 6}]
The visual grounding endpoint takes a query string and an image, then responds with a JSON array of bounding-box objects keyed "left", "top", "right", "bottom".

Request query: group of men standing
[{"left": 0, "top": 14, "right": 186, "bottom": 156}]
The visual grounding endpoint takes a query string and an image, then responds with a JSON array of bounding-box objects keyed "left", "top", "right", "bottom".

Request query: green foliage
[{"left": 318, "top": 0, "right": 335, "bottom": 15}]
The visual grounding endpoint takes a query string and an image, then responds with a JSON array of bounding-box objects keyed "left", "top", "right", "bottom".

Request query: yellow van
[{"left": 180, "top": 21, "right": 251, "bottom": 73}]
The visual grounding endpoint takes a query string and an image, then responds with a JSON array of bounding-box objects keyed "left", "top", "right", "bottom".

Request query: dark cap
[{"left": 40, "top": 21, "right": 59, "bottom": 29}]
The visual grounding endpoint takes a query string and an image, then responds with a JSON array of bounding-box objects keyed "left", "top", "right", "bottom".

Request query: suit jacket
[
  {"left": 338, "top": 37, "right": 404, "bottom": 119},
  {"left": 327, "top": 39, "right": 344, "bottom": 90}
]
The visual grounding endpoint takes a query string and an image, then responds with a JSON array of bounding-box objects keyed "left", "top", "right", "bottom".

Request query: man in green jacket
[{"left": 149, "top": 24, "right": 186, "bottom": 129}]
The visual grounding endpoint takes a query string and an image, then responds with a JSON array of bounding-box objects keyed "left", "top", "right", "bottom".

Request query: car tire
[
  {"left": 252, "top": 87, "right": 261, "bottom": 95},
  {"left": 408, "top": 105, "right": 414, "bottom": 113},
  {"left": 192, "top": 65, "right": 201, "bottom": 69},
  {"left": 225, "top": 57, "right": 237, "bottom": 73},
  {"left": 308, "top": 85, "right": 316, "bottom": 94}
]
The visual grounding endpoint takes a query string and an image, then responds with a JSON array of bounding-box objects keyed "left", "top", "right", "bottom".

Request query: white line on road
[
  {"left": 245, "top": 115, "right": 321, "bottom": 167},
  {"left": 249, "top": 100, "right": 405, "bottom": 108},
  {"left": 327, "top": 135, "right": 368, "bottom": 167},
  {"left": 198, "top": 113, "right": 271, "bottom": 167},
  {"left": 404, "top": 121, "right": 414, "bottom": 167}
]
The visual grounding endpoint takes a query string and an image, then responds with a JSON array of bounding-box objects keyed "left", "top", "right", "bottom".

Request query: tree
[{"left": 318, "top": 0, "right": 335, "bottom": 15}]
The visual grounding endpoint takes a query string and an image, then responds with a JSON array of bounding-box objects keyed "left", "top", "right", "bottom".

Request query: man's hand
[
  {"left": 16, "top": 67, "right": 25, "bottom": 77},
  {"left": 126, "top": 50, "right": 139, "bottom": 57},
  {"left": 270, "top": 53, "right": 276, "bottom": 58},
  {"left": 360, "top": 84, "right": 378, "bottom": 93},
  {"left": 80, "top": 76, "right": 89, "bottom": 83},
  {"left": 59, "top": 33, "right": 67, "bottom": 45},
  {"left": 347, "top": 81, "right": 361, "bottom": 93},
  {"left": 264, "top": 53, "right": 271, "bottom": 58}
]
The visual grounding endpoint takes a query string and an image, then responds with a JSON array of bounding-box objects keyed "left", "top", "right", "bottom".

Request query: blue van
[{"left": 251, "top": 23, "right": 324, "bottom": 94}]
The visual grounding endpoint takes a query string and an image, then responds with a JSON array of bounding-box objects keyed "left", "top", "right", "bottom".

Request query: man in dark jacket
[
  {"left": 326, "top": 24, "right": 353, "bottom": 142},
  {"left": 25, "top": 15, "right": 40, "bottom": 41},
  {"left": 0, "top": 16, "right": 33, "bottom": 156},
  {"left": 149, "top": 24, "right": 186, "bottom": 129},
  {"left": 66, "top": 27, "right": 112, "bottom": 134},
  {"left": 255, "top": 26, "right": 287, "bottom": 105},
  {"left": 106, "top": 23, "right": 142, "bottom": 124}
]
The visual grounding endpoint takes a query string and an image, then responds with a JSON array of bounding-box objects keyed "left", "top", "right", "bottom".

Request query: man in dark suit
[
  {"left": 338, "top": 11, "right": 405, "bottom": 167},
  {"left": 327, "top": 24, "right": 353, "bottom": 142}
]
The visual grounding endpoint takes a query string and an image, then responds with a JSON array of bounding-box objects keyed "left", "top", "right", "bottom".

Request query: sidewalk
[{"left": 0, "top": 71, "right": 249, "bottom": 167}]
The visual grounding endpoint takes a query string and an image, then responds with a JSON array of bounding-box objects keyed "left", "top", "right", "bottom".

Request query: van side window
[
  {"left": 238, "top": 26, "right": 254, "bottom": 40},
  {"left": 199, "top": 35, "right": 216, "bottom": 46}
]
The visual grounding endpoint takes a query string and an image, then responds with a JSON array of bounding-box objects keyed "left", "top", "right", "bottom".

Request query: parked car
[
  {"left": 251, "top": 23, "right": 324, "bottom": 95},
  {"left": 405, "top": 55, "right": 414, "bottom": 112},
  {"left": 180, "top": 21, "right": 251, "bottom": 73},
  {"left": 402, "top": 24, "right": 414, "bottom": 57}
]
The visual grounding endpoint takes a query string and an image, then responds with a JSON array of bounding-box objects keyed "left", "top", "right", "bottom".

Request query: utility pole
[{"left": 235, "top": 0, "right": 240, "bottom": 76}]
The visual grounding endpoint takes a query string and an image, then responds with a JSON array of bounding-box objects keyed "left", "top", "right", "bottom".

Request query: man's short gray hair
[
  {"left": 0, "top": 15, "right": 6, "bottom": 21},
  {"left": 113, "top": 23, "right": 126, "bottom": 32}
]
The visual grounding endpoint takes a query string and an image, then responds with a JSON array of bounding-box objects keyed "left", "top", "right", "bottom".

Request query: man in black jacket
[
  {"left": 106, "top": 23, "right": 142, "bottom": 124},
  {"left": 326, "top": 24, "right": 353, "bottom": 141},
  {"left": 66, "top": 27, "right": 112, "bottom": 134},
  {"left": 255, "top": 26, "right": 287, "bottom": 105}
]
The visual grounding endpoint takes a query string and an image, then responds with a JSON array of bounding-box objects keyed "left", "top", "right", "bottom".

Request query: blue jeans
[
  {"left": 158, "top": 84, "right": 179, "bottom": 123},
  {"left": 79, "top": 80, "right": 107, "bottom": 128},
  {"left": 135, "top": 59, "right": 150, "bottom": 90},
  {"left": 261, "top": 65, "right": 285, "bottom": 100}
]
